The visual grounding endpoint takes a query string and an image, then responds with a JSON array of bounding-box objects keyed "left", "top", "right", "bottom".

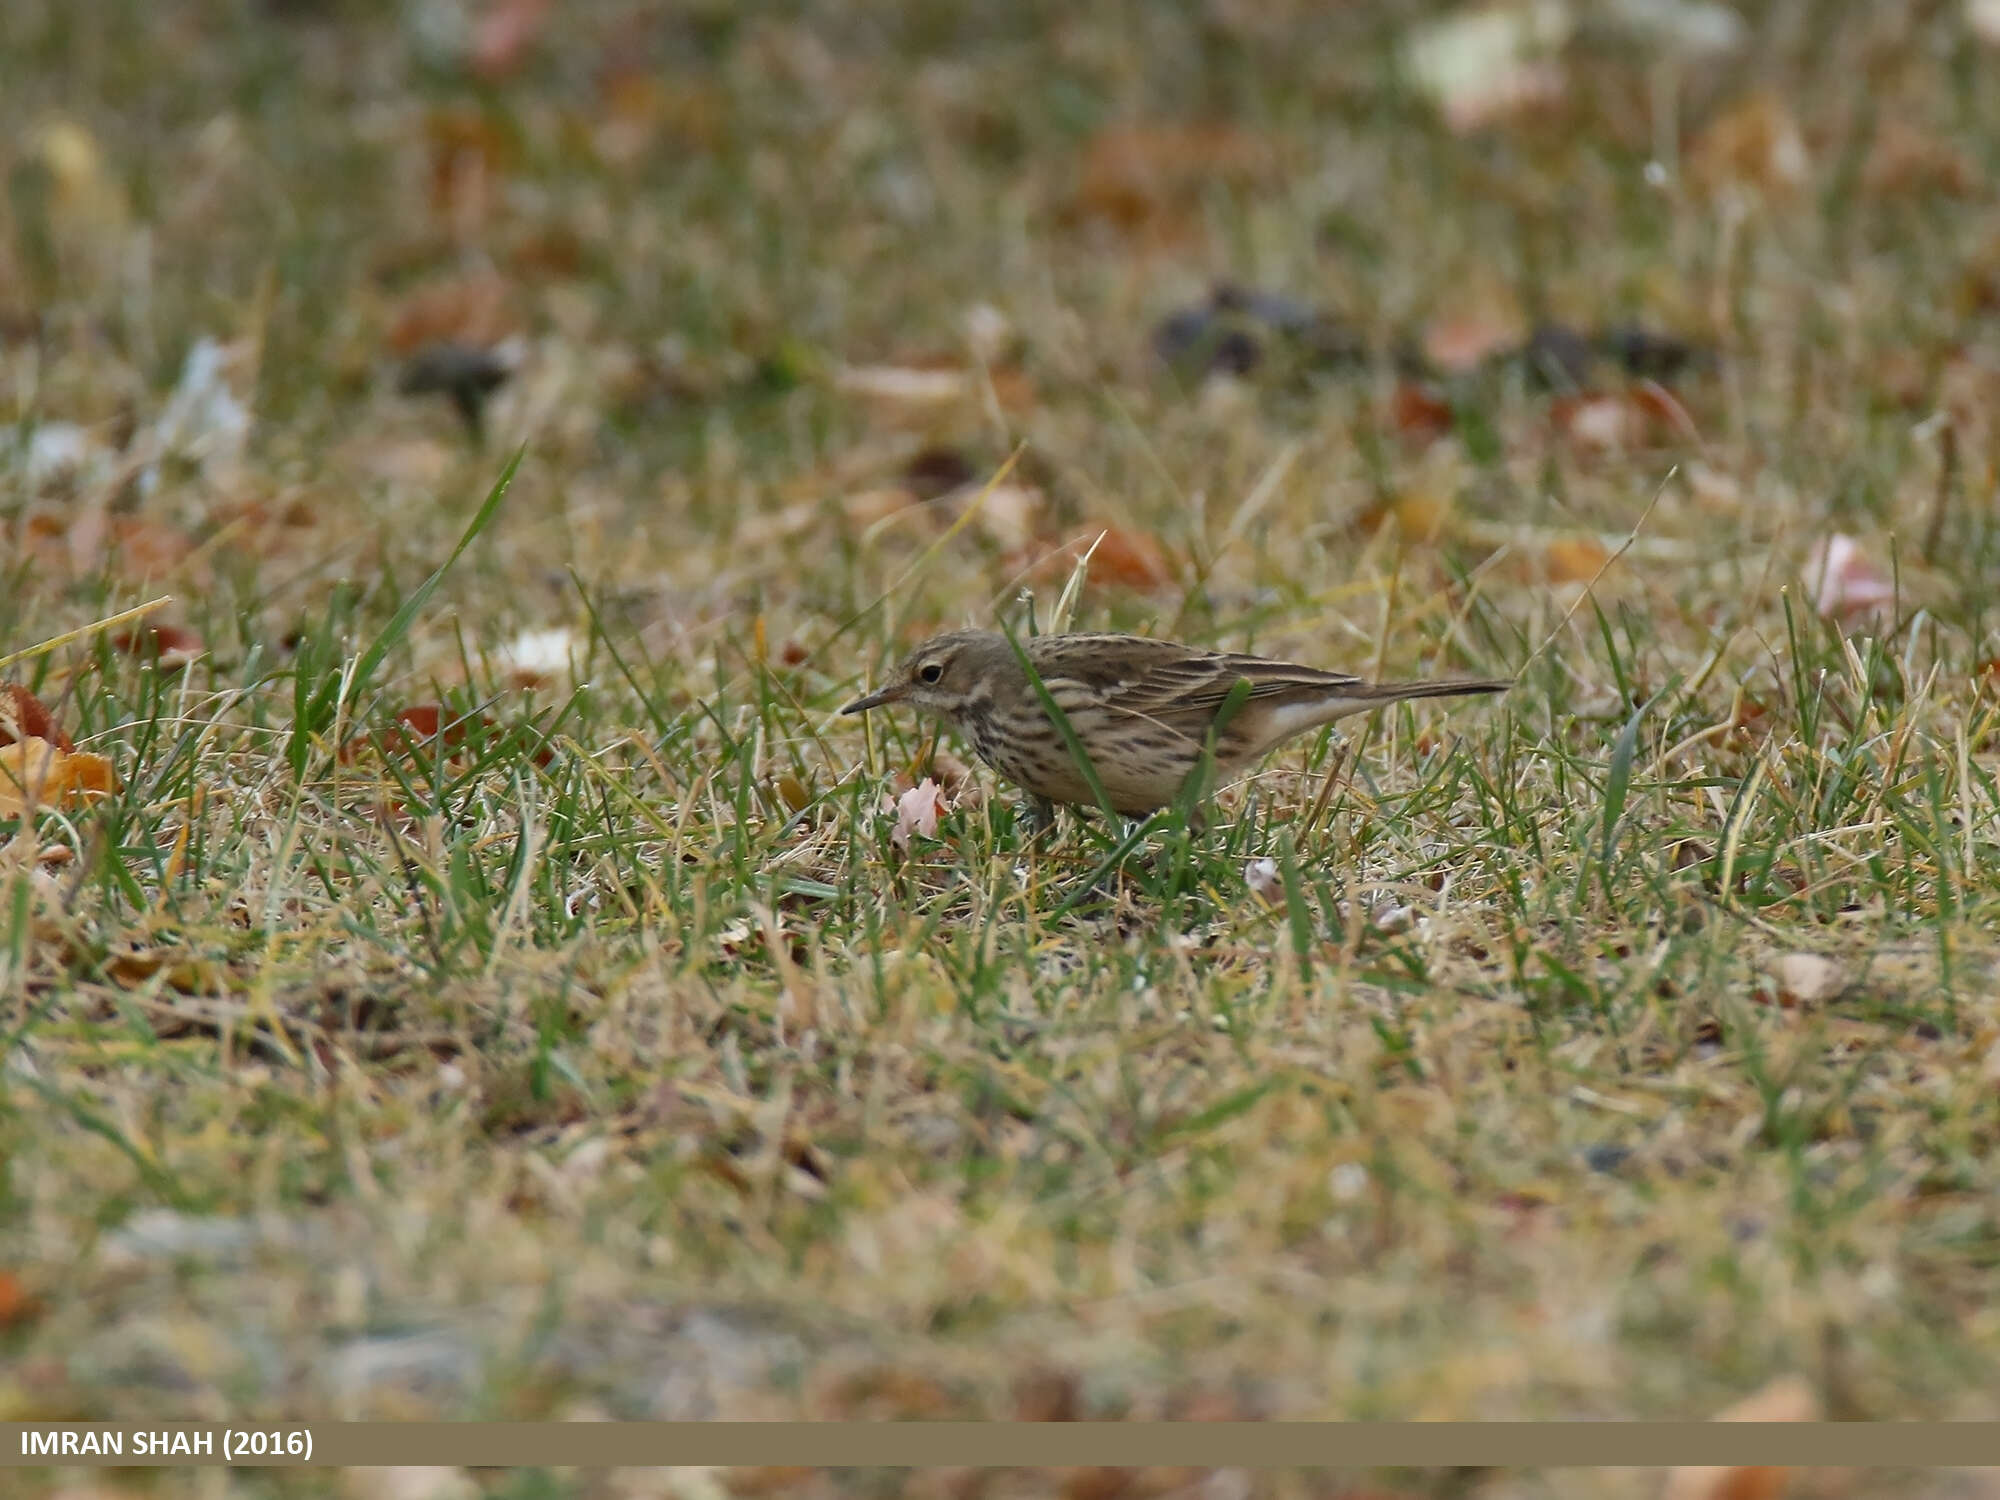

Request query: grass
[{"left": 5, "top": 0, "right": 2000, "bottom": 1496}]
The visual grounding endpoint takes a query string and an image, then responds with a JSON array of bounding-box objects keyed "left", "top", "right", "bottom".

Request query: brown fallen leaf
[
  {"left": 1390, "top": 381, "right": 1456, "bottom": 444},
  {"left": 1543, "top": 536, "right": 1611, "bottom": 583},
  {"left": 0, "top": 1270, "right": 42, "bottom": 1330},
  {"left": 1661, "top": 1374, "right": 1819, "bottom": 1500},
  {"left": 424, "top": 105, "right": 517, "bottom": 235},
  {"left": 1356, "top": 491, "right": 1451, "bottom": 544},
  {"left": 0, "top": 737, "right": 117, "bottom": 818},
  {"left": 0, "top": 684, "right": 73, "bottom": 752},
  {"left": 112, "top": 623, "right": 204, "bottom": 672},
  {"left": 1688, "top": 91, "right": 1810, "bottom": 195},
  {"left": 386, "top": 270, "right": 520, "bottom": 355},
  {"left": 1054, "top": 526, "right": 1176, "bottom": 591},
  {"left": 1073, "top": 123, "right": 1278, "bottom": 235},
  {"left": 1860, "top": 118, "right": 1976, "bottom": 199}
]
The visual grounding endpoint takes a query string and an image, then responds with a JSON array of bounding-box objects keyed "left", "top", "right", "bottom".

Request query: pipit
[{"left": 842, "top": 630, "right": 1508, "bottom": 822}]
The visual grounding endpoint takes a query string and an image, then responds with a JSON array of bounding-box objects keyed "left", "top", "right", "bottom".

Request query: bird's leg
[{"left": 1018, "top": 794, "right": 1061, "bottom": 842}]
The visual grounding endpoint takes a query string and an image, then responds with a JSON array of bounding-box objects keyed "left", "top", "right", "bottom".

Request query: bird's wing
[{"left": 1033, "top": 636, "right": 1362, "bottom": 718}]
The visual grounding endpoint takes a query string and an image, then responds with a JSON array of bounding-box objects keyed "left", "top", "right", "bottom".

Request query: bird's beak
[{"left": 841, "top": 683, "right": 903, "bottom": 715}]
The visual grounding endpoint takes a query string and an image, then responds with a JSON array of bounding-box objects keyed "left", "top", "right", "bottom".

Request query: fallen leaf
[
  {"left": 1543, "top": 536, "right": 1611, "bottom": 582},
  {"left": 1974, "top": 0, "right": 2000, "bottom": 47},
  {"left": 886, "top": 777, "right": 951, "bottom": 850},
  {"left": 365, "top": 704, "right": 554, "bottom": 770},
  {"left": 836, "top": 362, "right": 969, "bottom": 409},
  {"left": 151, "top": 336, "right": 253, "bottom": 489},
  {"left": 0, "top": 684, "right": 73, "bottom": 752},
  {"left": 492, "top": 626, "right": 582, "bottom": 689},
  {"left": 470, "top": 0, "right": 552, "bottom": 81},
  {"left": 0, "top": 737, "right": 117, "bottom": 818},
  {"left": 1689, "top": 91, "right": 1809, "bottom": 194},
  {"left": 1054, "top": 526, "right": 1175, "bottom": 591},
  {"left": 851, "top": 489, "right": 933, "bottom": 537},
  {"left": 1861, "top": 118, "right": 1976, "bottom": 199},
  {"left": 593, "top": 71, "right": 727, "bottom": 166},
  {"left": 1684, "top": 461, "right": 1744, "bottom": 512},
  {"left": 986, "top": 365, "right": 1038, "bottom": 413},
  {"left": 1600, "top": 0, "right": 1747, "bottom": 55},
  {"left": 1769, "top": 953, "right": 1845, "bottom": 1009},
  {"left": 963, "top": 302, "right": 1014, "bottom": 365},
  {"left": 1804, "top": 534, "right": 1894, "bottom": 624},
  {"left": 1661, "top": 1374, "right": 1819, "bottom": 1500},
  {"left": 1356, "top": 491, "right": 1451, "bottom": 543},
  {"left": 0, "top": 1270, "right": 42, "bottom": 1330},
  {"left": 112, "top": 623, "right": 204, "bottom": 672},
  {"left": 972, "top": 483, "right": 1043, "bottom": 553},
  {"left": 1244, "top": 857, "right": 1282, "bottom": 904},
  {"left": 1402, "top": 0, "right": 1574, "bottom": 134},
  {"left": 1552, "top": 392, "right": 1648, "bottom": 452},
  {"left": 387, "top": 270, "right": 519, "bottom": 355},
  {"left": 1390, "top": 381, "right": 1456, "bottom": 443},
  {"left": 1627, "top": 379, "right": 1705, "bottom": 444},
  {"left": 424, "top": 105, "right": 516, "bottom": 234},
  {"left": 0, "top": 419, "right": 114, "bottom": 493},
  {"left": 1423, "top": 311, "right": 1526, "bottom": 374},
  {"left": 1073, "top": 123, "right": 1278, "bottom": 234}
]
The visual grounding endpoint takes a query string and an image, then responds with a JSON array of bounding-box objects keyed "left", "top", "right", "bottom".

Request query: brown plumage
[{"left": 841, "top": 629, "right": 1509, "bottom": 819}]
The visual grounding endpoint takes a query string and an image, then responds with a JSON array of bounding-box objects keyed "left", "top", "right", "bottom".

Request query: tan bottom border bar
[{"left": 4, "top": 1422, "right": 1998, "bottom": 1468}]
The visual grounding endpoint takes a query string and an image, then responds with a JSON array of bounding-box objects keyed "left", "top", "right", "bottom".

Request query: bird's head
[{"left": 840, "top": 630, "right": 1001, "bottom": 719}]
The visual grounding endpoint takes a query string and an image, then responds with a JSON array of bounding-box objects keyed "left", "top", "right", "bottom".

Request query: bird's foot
[{"left": 1018, "top": 795, "right": 1061, "bottom": 842}]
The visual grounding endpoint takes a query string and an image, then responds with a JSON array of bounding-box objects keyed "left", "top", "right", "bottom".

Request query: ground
[{"left": 3, "top": 0, "right": 2000, "bottom": 1497}]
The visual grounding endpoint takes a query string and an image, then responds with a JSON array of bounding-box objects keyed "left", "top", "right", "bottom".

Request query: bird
[{"left": 841, "top": 629, "right": 1508, "bottom": 822}]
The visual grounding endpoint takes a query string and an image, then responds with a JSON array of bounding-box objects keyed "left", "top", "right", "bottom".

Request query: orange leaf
[
  {"left": 1544, "top": 536, "right": 1610, "bottom": 582},
  {"left": 1861, "top": 119, "right": 1975, "bottom": 198},
  {"left": 425, "top": 105, "right": 516, "bottom": 234},
  {"left": 1073, "top": 124, "right": 1277, "bottom": 233},
  {"left": 1357, "top": 492, "right": 1451, "bottom": 544},
  {"left": 387, "top": 271, "right": 519, "bottom": 355},
  {"left": 1628, "top": 379, "right": 1704, "bottom": 446},
  {"left": 1391, "top": 381, "right": 1455, "bottom": 443},
  {"left": 0, "top": 684, "right": 72, "bottom": 752},
  {"left": 1066, "top": 526, "right": 1175, "bottom": 591},
  {"left": 1688, "top": 91, "right": 1809, "bottom": 194},
  {"left": 0, "top": 1270, "right": 42, "bottom": 1330},
  {"left": 1661, "top": 1375, "right": 1819, "bottom": 1500},
  {"left": 0, "top": 737, "right": 117, "bottom": 818}
]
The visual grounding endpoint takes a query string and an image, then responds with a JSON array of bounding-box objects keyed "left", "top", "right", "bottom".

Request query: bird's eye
[{"left": 918, "top": 662, "right": 944, "bottom": 684}]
